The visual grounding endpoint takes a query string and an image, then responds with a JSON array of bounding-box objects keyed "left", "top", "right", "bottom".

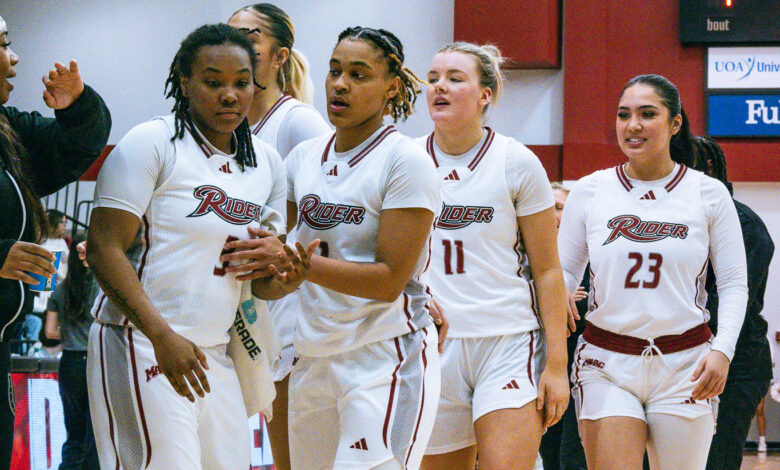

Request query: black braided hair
[
  {"left": 164, "top": 23, "right": 258, "bottom": 170},
  {"left": 336, "top": 26, "right": 424, "bottom": 122},
  {"left": 692, "top": 135, "right": 732, "bottom": 195},
  {"left": 621, "top": 74, "right": 695, "bottom": 168}
]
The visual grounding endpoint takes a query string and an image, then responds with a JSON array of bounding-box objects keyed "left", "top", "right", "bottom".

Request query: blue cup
[{"left": 27, "top": 250, "right": 62, "bottom": 292}]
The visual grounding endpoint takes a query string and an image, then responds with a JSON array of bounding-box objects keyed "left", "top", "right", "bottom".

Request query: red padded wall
[
  {"left": 454, "top": 0, "right": 561, "bottom": 69},
  {"left": 563, "top": 0, "right": 780, "bottom": 181}
]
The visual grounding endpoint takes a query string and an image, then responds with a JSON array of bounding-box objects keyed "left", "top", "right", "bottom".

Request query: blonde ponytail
[{"left": 282, "top": 48, "right": 313, "bottom": 104}]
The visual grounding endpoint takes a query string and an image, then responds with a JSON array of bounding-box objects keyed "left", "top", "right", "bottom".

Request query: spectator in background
[
  {"left": 44, "top": 209, "right": 70, "bottom": 279},
  {"left": 0, "top": 14, "right": 110, "bottom": 469},
  {"left": 692, "top": 136, "right": 775, "bottom": 470},
  {"left": 45, "top": 233, "right": 99, "bottom": 470}
]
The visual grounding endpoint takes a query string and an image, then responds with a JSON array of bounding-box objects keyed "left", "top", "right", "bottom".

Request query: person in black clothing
[
  {"left": 0, "top": 14, "right": 111, "bottom": 470},
  {"left": 691, "top": 136, "right": 775, "bottom": 470},
  {"left": 46, "top": 234, "right": 99, "bottom": 470}
]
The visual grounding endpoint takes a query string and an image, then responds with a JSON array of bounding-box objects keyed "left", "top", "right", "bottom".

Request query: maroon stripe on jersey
[
  {"left": 423, "top": 229, "right": 434, "bottom": 272},
  {"left": 405, "top": 328, "right": 429, "bottom": 467},
  {"left": 664, "top": 164, "right": 687, "bottom": 192},
  {"left": 382, "top": 338, "right": 404, "bottom": 447},
  {"left": 527, "top": 331, "right": 535, "bottom": 388},
  {"left": 425, "top": 134, "right": 439, "bottom": 167},
  {"left": 467, "top": 127, "right": 495, "bottom": 171},
  {"left": 320, "top": 133, "right": 337, "bottom": 164},
  {"left": 123, "top": 216, "right": 152, "bottom": 327},
  {"left": 252, "top": 94, "right": 292, "bottom": 135},
  {"left": 182, "top": 121, "right": 215, "bottom": 159},
  {"left": 94, "top": 293, "right": 107, "bottom": 321},
  {"left": 348, "top": 127, "right": 396, "bottom": 167},
  {"left": 589, "top": 266, "right": 598, "bottom": 310},
  {"left": 693, "top": 259, "right": 709, "bottom": 319},
  {"left": 99, "top": 325, "right": 121, "bottom": 470},
  {"left": 127, "top": 328, "right": 153, "bottom": 467},
  {"left": 615, "top": 165, "right": 633, "bottom": 191}
]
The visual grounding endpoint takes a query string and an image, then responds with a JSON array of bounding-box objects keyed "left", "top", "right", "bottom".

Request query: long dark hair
[
  {"left": 621, "top": 74, "right": 695, "bottom": 168},
  {"left": 164, "top": 24, "right": 258, "bottom": 171},
  {"left": 0, "top": 114, "right": 48, "bottom": 241},
  {"left": 62, "top": 233, "right": 93, "bottom": 321}
]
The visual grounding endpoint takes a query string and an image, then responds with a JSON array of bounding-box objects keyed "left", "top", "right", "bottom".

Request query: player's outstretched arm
[
  {"left": 302, "top": 207, "right": 434, "bottom": 302},
  {"left": 88, "top": 207, "right": 210, "bottom": 402},
  {"left": 519, "top": 206, "right": 570, "bottom": 428}
]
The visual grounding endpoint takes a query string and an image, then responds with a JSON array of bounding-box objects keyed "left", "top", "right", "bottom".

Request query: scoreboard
[{"left": 680, "top": 0, "right": 780, "bottom": 44}]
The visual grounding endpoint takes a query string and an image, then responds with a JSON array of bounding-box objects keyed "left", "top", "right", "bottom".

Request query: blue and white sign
[
  {"left": 708, "top": 47, "right": 780, "bottom": 89},
  {"left": 708, "top": 94, "right": 780, "bottom": 137}
]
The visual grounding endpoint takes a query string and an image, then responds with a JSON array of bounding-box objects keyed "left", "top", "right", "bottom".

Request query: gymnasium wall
[{"left": 3, "top": 0, "right": 778, "bottom": 440}]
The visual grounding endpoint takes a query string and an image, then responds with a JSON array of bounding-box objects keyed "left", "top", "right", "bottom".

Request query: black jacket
[
  {"left": 0, "top": 85, "right": 111, "bottom": 341},
  {"left": 706, "top": 199, "right": 775, "bottom": 382}
]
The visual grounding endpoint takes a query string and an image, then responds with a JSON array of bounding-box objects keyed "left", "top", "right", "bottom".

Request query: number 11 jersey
[{"left": 417, "top": 130, "right": 554, "bottom": 338}]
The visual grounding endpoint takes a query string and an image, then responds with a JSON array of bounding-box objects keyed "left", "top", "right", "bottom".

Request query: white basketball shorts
[
  {"left": 425, "top": 330, "right": 545, "bottom": 455},
  {"left": 289, "top": 327, "right": 440, "bottom": 470},
  {"left": 571, "top": 335, "right": 714, "bottom": 422},
  {"left": 87, "top": 323, "right": 250, "bottom": 470}
]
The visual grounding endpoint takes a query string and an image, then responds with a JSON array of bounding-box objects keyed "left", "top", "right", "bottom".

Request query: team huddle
[{"left": 73, "top": 4, "right": 748, "bottom": 470}]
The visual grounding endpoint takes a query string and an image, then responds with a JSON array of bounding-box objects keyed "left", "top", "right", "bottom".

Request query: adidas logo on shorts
[
  {"left": 349, "top": 437, "right": 368, "bottom": 450},
  {"left": 502, "top": 379, "right": 521, "bottom": 390}
]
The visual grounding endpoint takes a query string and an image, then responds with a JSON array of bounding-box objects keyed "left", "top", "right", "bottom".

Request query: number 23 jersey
[{"left": 558, "top": 164, "right": 747, "bottom": 358}]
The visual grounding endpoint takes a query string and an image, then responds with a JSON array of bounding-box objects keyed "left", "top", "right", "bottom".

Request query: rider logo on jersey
[
  {"left": 297, "top": 194, "right": 366, "bottom": 230},
  {"left": 603, "top": 214, "right": 689, "bottom": 245},
  {"left": 436, "top": 203, "right": 495, "bottom": 230},
  {"left": 187, "top": 185, "right": 263, "bottom": 225}
]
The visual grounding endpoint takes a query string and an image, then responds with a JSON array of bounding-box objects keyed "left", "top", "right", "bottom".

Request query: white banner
[{"left": 708, "top": 47, "right": 780, "bottom": 89}]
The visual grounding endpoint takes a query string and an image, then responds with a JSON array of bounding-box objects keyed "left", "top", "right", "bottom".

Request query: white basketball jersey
[
  {"left": 94, "top": 115, "right": 285, "bottom": 347},
  {"left": 252, "top": 94, "right": 308, "bottom": 150},
  {"left": 584, "top": 164, "right": 712, "bottom": 338},
  {"left": 288, "top": 126, "right": 440, "bottom": 356},
  {"left": 418, "top": 130, "right": 541, "bottom": 337}
]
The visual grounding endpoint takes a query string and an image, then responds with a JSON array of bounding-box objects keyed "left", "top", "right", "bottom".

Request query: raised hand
[{"left": 42, "top": 60, "right": 84, "bottom": 110}]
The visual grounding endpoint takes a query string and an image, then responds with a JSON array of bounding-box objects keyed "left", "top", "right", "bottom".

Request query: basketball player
[
  {"left": 558, "top": 74, "right": 748, "bottom": 470},
  {"left": 224, "top": 6, "right": 330, "bottom": 469},
  {"left": 85, "top": 24, "right": 313, "bottom": 470},
  {"left": 285, "top": 27, "right": 441, "bottom": 470},
  {"left": 416, "top": 43, "right": 569, "bottom": 470}
]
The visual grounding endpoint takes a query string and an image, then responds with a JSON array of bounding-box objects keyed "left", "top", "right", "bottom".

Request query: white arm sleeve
[
  {"left": 276, "top": 107, "right": 331, "bottom": 159},
  {"left": 506, "top": 142, "right": 555, "bottom": 217},
  {"left": 382, "top": 142, "right": 441, "bottom": 214},
  {"left": 557, "top": 174, "right": 598, "bottom": 293},
  {"left": 93, "top": 120, "right": 171, "bottom": 220},
  {"left": 702, "top": 177, "right": 748, "bottom": 361}
]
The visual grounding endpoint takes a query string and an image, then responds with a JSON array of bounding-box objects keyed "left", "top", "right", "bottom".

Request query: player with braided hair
[
  {"left": 285, "top": 26, "right": 441, "bottom": 470},
  {"left": 86, "top": 23, "right": 314, "bottom": 470}
]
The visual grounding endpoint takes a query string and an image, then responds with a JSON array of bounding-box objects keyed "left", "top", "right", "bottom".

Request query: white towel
[{"left": 227, "top": 206, "right": 286, "bottom": 418}]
